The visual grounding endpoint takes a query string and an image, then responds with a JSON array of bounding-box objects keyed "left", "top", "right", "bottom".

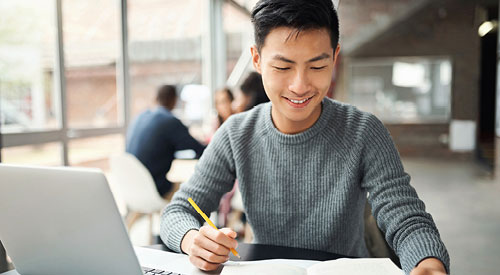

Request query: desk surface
[
  {"left": 148, "top": 243, "right": 347, "bottom": 262},
  {"left": 167, "top": 159, "right": 198, "bottom": 183},
  {"left": 0, "top": 243, "right": 348, "bottom": 275}
]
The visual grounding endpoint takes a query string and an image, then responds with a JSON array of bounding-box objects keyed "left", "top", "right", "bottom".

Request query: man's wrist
[
  {"left": 180, "top": 229, "right": 198, "bottom": 254},
  {"left": 415, "top": 257, "right": 446, "bottom": 273}
]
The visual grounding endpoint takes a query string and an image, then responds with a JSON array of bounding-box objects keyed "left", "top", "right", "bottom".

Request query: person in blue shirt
[{"left": 126, "top": 85, "right": 206, "bottom": 198}]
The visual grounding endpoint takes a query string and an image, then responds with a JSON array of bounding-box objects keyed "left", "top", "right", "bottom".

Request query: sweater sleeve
[
  {"left": 160, "top": 121, "right": 236, "bottom": 253},
  {"left": 358, "top": 114, "right": 450, "bottom": 274}
]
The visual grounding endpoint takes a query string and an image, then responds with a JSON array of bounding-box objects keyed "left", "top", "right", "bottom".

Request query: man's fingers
[
  {"left": 196, "top": 246, "right": 230, "bottom": 263},
  {"left": 199, "top": 226, "right": 238, "bottom": 250},
  {"left": 188, "top": 255, "right": 221, "bottom": 271},
  {"left": 220, "top": 227, "right": 237, "bottom": 239},
  {"left": 193, "top": 233, "right": 230, "bottom": 256},
  {"left": 183, "top": 228, "right": 233, "bottom": 272}
]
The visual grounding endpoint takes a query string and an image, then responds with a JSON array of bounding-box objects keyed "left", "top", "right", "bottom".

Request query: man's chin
[{"left": 283, "top": 112, "right": 316, "bottom": 124}]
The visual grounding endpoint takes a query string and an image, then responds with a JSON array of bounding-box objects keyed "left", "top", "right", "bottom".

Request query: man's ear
[
  {"left": 250, "top": 45, "right": 262, "bottom": 73},
  {"left": 333, "top": 44, "right": 341, "bottom": 65}
]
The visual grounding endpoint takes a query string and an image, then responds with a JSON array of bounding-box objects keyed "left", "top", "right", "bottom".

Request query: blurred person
[
  {"left": 233, "top": 71, "right": 269, "bottom": 113},
  {"left": 214, "top": 87, "right": 234, "bottom": 126},
  {"left": 126, "top": 85, "right": 205, "bottom": 198},
  {"left": 161, "top": 0, "right": 449, "bottom": 274},
  {"left": 218, "top": 82, "right": 264, "bottom": 229}
]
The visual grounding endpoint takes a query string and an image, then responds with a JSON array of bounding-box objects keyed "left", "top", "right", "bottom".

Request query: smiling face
[{"left": 251, "top": 27, "right": 340, "bottom": 134}]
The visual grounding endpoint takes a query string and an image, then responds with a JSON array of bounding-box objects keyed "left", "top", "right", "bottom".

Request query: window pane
[
  {"left": 0, "top": 0, "right": 59, "bottom": 133},
  {"left": 348, "top": 57, "right": 452, "bottom": 123},
  {"left": 62, "top": 0, "right": 120, "bottom": 128},
  {"left": 68, "top": 134, "right": 124, "bottom": 172},
  {"left": 1, "top": 142, "right": 62, "bottom": 166},
  {"left": 128, "top": 0, "right": 203, "bottom": 119},
  {"left": 223, "top": 1, "right": 253, "bottom": 80}
]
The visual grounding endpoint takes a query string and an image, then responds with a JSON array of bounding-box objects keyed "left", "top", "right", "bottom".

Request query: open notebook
[{"left": 221, "top": 258, "right": 404, "bottom": 275}]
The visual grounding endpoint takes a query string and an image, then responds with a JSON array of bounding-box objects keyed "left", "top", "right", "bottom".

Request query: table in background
[{"left": 167, "top": 159, "right": 198, "bottom": 184}]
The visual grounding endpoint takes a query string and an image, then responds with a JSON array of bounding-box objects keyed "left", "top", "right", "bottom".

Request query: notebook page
[
  {"left": 307, "top": 258, "right": 404, "bottom": 275},
  {"left": 221, "top": 261, "right": 309, "bottom": 275}
]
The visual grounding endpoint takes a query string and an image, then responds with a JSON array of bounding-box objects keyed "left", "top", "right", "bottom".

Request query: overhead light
[{"left": 478, "top": 21, "right": 498, "bottom": 37}]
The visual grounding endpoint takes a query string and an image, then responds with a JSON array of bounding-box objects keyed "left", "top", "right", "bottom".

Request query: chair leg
[
  {"left": 126, "top": 212, "right": 143, "bottom": 231},
  {"left": 148, "top": 213, "right": 154, "bottom": 245}
]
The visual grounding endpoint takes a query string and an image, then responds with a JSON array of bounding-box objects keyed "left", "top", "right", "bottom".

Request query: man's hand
[
  {"left": 410, "top": 257, "right": 447, "bottom": 275},
  {"left": 181, "top": 226, "right": 238, "bottom": 271}
]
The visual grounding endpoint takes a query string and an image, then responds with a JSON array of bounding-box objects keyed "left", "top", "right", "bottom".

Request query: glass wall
[
  {"left": 348, "top": 57, "right": 452, "bottom": 123},
  {"left": 1, "top": 142, "right": 62, "bottom": 166},
  {"left": 0, "top": 0, "right": 253, "bottom": 169},
  {"left": 127, "top": 0, "right": 204, "bottom": 119},
  {"left": 62, "top": 0, "right": 120, "bottom": 128},
  {"left": 68, "top": 134, "right": 124, "bottom": 169},
  {"left": 0, "top": 0, "right": 59, "bottom": 133},
  {"left": 223, "top": 1, "right": 253, "bottom": 80}
]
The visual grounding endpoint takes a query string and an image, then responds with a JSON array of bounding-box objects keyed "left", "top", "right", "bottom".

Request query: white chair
[{"left": 109, "top": 153, "right": 169, "bottom": 244}]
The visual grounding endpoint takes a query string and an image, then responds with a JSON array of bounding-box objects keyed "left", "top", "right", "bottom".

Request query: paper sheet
[
  {"left": 307, "top": 258, "right": 404, "bottom": 275},
  {"left": 134, "top": 247, "right": 319, "bottom": 275},
  {"left": 134, "top": 246, "right": 208, "bottom": 274},
  {"left": 220, "top": 258, "right": 403, "bottom": 275},
  {"left": 133, "top": 248, "right": 403, "bottom": 275},
  {"left": 221, "top": 262, "right": 307, "bottom": 275}
]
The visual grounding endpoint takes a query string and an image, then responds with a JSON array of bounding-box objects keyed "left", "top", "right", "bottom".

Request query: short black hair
[
  {"left": 156, "top": 85, "right": 177, "bottom": 108},
  {"left": 240, "top": 72, "right": 269, "bottom": 110},
  {"left": 251, "top": 0, "right": 340, "bottom": 51}
]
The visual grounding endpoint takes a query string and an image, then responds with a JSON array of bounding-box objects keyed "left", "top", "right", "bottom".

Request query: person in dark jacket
[{"left": 126, "top": 85, "right": 205, "bottom": 198}]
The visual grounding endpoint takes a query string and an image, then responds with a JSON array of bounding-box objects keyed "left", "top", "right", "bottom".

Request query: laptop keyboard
[{"left": 142, "top": 266, "right": 187, "bottom": 275}]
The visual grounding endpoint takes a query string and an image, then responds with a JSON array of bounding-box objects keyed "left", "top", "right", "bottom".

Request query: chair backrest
[{"left": 109, "top": 153, "right": 167, "bottom": 213}]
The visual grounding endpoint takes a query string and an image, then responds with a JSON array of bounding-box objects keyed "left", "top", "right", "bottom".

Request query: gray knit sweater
[{"left": 160, "top": 98, "right": 450, "bottom": 274}]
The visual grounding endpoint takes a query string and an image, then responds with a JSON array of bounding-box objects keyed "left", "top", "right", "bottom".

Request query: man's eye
[
  {"left": 273, "top": 66, "right": 290, "bottom": 71},
  {"left": 311, "top": 66, "right": 327, "bottom": 70}
]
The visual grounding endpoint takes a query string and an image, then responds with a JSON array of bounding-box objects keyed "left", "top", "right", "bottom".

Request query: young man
[{"left": 160, "top": 1, "right": 450, "bottom": 274}]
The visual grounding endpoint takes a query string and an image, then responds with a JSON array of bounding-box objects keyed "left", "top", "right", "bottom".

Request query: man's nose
[{"left": 288, "top": 70, "right": 311, "bottom": 96}]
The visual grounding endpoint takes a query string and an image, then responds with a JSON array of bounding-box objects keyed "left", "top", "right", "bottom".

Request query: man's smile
[{"left": 282, "top": 95, "right": 315, "bottom": 108}]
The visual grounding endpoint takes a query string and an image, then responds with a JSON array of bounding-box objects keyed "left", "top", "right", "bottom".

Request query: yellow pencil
[{"left": 187, "top": 197, "right": 241, "bottom": 258}]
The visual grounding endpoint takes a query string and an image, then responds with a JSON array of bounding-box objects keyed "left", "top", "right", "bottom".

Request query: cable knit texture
[{"left": 160, "top": 98, "right": 450, "bottom": 274}]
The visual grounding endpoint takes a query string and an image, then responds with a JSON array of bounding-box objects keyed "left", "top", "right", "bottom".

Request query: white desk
[
  {"left": 167, "top": 159, "right": 198, "bottom": 184},
  {"left": 0, "top": 247, "right": 320, "bottom": 275},
  {"left": 0, "top": 245, "right": 403, "bottom": 275},
  {"left": 0, "top": 247, "right": 217, "bottom": 275}
]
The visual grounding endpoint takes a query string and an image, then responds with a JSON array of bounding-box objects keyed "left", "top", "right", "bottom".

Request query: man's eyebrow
[
  {"left": 307, "top": 53, "right": 331, "bottom": 63},
  {"left": 271, "top": 53, "right": 331, "bottom": 64},
  {"left": 272, "top": 55, "right": 295, "bottom": 64}
]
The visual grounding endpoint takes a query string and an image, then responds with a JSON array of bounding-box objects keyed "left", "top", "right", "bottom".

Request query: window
[
  {"left": 2, "top": 142, "right": 62, "bottom": 166},
  {"left": 68, "top": 134, "right": 124, "bottom": 170},
  {"left": 0, "top": 0, "right": 239, "bottom": 168},
  {"left": 62, "top": 0, "right": 120, "bottom": 128},
  {"left": 348, "top": 57, "right": 452, "bottom": 123},
  {"left": 127, "top": 0, "right": 204, "bottom": 119},
  {"left": 223, "top": 1, "right": 253, "bottom": 80},
  {"left": 0, "top": 0, "right": 59, "bottom": 133}
]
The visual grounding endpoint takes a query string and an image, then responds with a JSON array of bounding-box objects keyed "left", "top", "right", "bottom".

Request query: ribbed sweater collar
[{"left": 263, "top": 98, "right": 333, "bottom": 144}]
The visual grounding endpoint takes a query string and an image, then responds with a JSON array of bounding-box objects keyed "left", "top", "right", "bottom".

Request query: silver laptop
[{"left": 0, "top": 164, "right": 175, "bottom": 275}]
